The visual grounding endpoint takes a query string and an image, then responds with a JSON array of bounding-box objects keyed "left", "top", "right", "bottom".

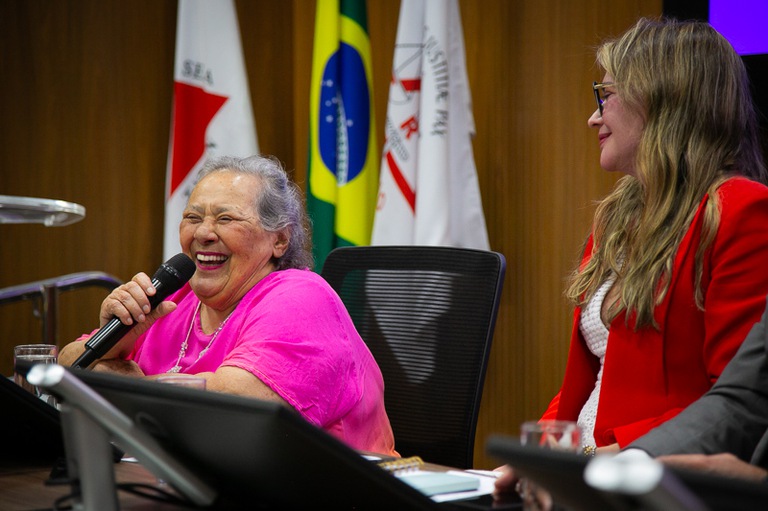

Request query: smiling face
[
  {"left": 588, "top": 75, "right": 645, "bottom": 178},
  {"left": 179, "top": 170, "right": 288, "bottom": 312}
]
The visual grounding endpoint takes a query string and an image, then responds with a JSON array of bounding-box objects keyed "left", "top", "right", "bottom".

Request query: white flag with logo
[
  {"left": 371, "top": 0, "right": 489, "bottom": 249},
  {"left": 163, "top": 0, "right": 259, "bottom": 261}
]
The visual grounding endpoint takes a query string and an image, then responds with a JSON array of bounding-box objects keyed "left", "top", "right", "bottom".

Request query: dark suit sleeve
[{"left": 629, "top": 297, "right": 768, "bottom": 466}]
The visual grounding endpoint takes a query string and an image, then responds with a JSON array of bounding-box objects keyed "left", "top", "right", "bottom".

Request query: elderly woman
[{"left": 59, "top": 155, "right": 396, "bottom": 456}]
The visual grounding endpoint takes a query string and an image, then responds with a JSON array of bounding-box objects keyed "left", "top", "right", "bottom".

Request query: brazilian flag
[{"left": 307, "top": 0, "right": 379, "bottom": 272}]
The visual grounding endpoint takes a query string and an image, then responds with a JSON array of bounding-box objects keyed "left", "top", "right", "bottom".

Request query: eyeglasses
[{"left": 592, "top": 82, "right": 614, "bottom": 117}]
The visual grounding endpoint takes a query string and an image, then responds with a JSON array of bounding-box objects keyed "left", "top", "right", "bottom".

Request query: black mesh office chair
[{"left": 321, "top": 245, "right": 505, "bottom": 469}]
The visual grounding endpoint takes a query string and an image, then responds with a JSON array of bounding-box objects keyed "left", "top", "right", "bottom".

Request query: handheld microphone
[{"left": 71, "top": 253, "right": 197, "bottom": 370}]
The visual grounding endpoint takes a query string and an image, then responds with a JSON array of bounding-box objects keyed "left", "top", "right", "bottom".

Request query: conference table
[
  {"left": 0, "top": 460, "right": 206, "bottom": 511},
  {"left": 0, "top": 457, "right": 519, "bottom": 511}
]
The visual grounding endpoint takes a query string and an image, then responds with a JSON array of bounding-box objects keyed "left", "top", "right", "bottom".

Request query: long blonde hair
[{"left": 566, "top": 18, "right": 767, "bottom": 329}]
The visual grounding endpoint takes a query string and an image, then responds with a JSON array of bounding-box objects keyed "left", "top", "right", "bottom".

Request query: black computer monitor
[
  {"left": 486, "top": 435, "right": 768, "bottom": 511},
  {"left": 66, "top": 369, "right": 443, "bottom": 510}
]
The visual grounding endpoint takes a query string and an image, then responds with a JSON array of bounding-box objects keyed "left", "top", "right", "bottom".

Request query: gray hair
[{"left": 195, "top": 155, "right": 313, "bottom": 270}]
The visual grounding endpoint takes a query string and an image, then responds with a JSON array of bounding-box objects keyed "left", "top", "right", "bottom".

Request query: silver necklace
[{"left": 169, "top": 301, "right": 233, "bottom": 373}]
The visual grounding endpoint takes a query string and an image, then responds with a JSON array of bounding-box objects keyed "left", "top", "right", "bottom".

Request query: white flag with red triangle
[
  {"left": 163, "top": 0, "right": 259, "bottom": 261},
  {"left": 371, "top": 0, "right": 489, "bottom": 249}
]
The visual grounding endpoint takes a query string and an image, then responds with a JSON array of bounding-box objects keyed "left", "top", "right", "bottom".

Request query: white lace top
[{"left": 576, "top": 273, "right": 616, "bottom": 448}]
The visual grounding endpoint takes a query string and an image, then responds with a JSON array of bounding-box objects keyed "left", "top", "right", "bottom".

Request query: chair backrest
[{"left": 321, "top": 245, "right": 506, "bottom": 468}]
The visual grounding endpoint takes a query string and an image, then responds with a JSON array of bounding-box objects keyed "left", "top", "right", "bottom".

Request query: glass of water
[{"left": 14, "top": 344, "right": 59, "bottom": 405}]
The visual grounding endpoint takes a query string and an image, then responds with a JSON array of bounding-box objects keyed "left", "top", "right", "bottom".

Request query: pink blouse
[{"left": 126, "top": 268, "right": 396, "bottom": 456}]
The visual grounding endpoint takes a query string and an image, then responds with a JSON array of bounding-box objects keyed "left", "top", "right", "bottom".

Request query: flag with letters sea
[
  {"left": 371, "top": 0, "right": 489, "bottom": 249},
  {"left": 307, "top": 0, "right": 379, "bottom": 271},
  {"left": 163, "top": 0, "right": 259, "bottom": 261}
]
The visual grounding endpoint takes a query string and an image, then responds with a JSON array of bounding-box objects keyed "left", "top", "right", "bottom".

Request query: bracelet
[{"left": 583, "top": 445, "right": 597, "bottom": 457}]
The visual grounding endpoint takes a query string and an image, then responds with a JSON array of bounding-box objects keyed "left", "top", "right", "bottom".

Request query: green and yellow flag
[{"left": 307, "top": 0, "right": 379, "bottom": 271}]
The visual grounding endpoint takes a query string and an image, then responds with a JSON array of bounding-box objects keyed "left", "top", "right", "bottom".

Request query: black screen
[{"left": 68, "top": 369, "right": 441, "bottom": 510}]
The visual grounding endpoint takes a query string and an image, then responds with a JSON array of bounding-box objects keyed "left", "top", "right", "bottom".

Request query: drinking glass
[
  {"left": 520, "top": 420, "right": 581, "bottom": 451},
  {"left": 13, "top": 344, "right": 59, "bottom": 406},
  {"left": 156, "top": 374, "right": 207, "bottom": 390},
  {"left": 149, "top": 373, "right": 207, "bottom": 486}
]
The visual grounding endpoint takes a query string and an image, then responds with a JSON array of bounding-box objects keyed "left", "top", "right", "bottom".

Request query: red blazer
[{"left": 542, "top": 177, "right": 768, "bottom": 447}]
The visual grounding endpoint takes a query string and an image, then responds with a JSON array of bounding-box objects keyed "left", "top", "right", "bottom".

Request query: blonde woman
[
  {"left": 497, "top": 16, "right": 768, "bottom": 506},
  {"left": 539, "top": 17, "right": 768, "bottom": 455}
]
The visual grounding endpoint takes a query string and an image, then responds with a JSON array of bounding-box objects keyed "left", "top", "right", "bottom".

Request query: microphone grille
[{"left": 154, "top": 253, "right": 196, "bottom": 287}]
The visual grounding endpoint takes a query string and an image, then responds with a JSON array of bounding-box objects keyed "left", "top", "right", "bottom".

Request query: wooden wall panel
[
  {"left": 453, "top": 0, "right": 663, "bottom": 468},
  {"left": 0, "top": 0, "right": 176, "bottom": 360},
  {"left": 237, "top": 1, "right": 296, "bottom": 175},
  {"left": 0, "top": 0, "right": 661, "bottom": 470}
]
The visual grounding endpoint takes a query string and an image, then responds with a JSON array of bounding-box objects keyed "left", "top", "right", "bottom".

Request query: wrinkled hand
[
  {"left": 518, "top": 479, "right": 553, "bottom": 511},
  {"left": 657, "top": 453, "right": 768, "bottom": 482},
  {"left": 97, "top": 271, "right": 177, "bottom": 358},
  {"left": 100, "top": 272, "right": 157, "bottom": 327},
  {"left": 493, "top": 465, "right": 553, "bottom": 511},
  {"left": 493, "top": 464, "right": 519, "bottom": 497}
]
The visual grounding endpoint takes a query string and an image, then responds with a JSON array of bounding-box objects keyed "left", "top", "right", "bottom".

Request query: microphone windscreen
[{"left": 154, "top": 253, "right": 197, "bottom": 290}]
